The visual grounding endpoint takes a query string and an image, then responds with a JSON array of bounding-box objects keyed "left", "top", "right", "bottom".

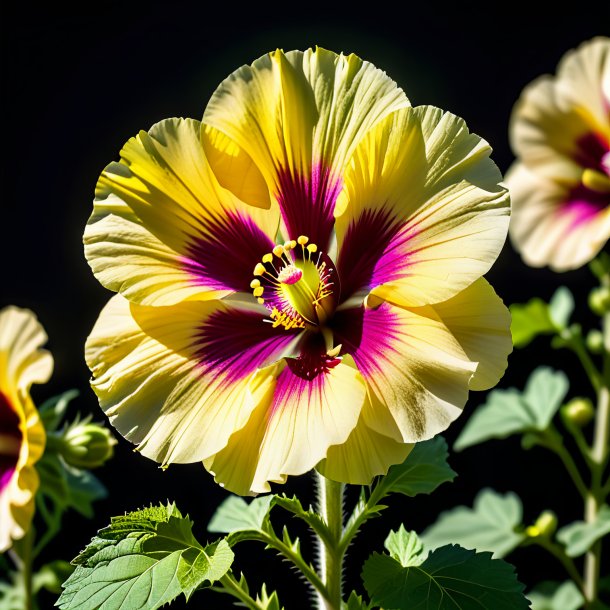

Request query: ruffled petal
[
  {"left": 204, "top": 355, "right": 366, "bottom": 495},
  {"left": 507, "top": 163, "right": 610, "bottom": 271},
  {"left": 203, "top": 48, "right": 409, "bottom": 249},
  {"left": 430, "top": 278, "right": 511, "bottom": 391},
  {"left": 85, "top": 295, "right": 301, "bottom": 466},
  {"left": 335, "top": 106, "right": 509, "bottom": 306},
  {"left": 332, "top": 300, "right": 476, "bottom": 443},
  {"left": 86, "top": 118, "right": 280, "bottom": 306},
  {"left": 316, "top": 399, "right": 412, "bottom": 485}
]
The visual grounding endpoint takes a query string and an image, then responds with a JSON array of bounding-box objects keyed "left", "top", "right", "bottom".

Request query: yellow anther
[
  {"left": 253, "top": 286, "right": 264, "bottom": 297},
  {"left": 257, "top": 297, "right": 265, "bottom": 304},
  {"left": 297, "top": 235, "right": 309, "bottom": 245},
  {"left": 290, "top": 240, "right": 297, "bottom": 248},
  {"left": 253, "top": 263, "right": 266, "bottom": 276},
  {"left": 250, "top": 279, "right": 261, "bottom": 289},
  {"left": 262, "top": 253, "right": 273, "bottom": 264},
  {"left": 307, "top": 244, "right": 318, "bottom": 254},
  {"left": 273, "top": 245, "right": 284, "bottom": 257},
  {"left": 283, "top": 241, "right": 293, "bottom": 250}
]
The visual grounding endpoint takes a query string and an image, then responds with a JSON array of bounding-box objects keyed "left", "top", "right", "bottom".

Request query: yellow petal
[{"left": 204, "top": 355, "right": 366, "bottom": 495}]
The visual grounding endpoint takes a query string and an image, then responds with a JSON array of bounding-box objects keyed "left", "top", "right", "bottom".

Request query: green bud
[
  {"left": 560, "top": 398, "right": 595, "bottom": 428},
  {"left": 588, "top": 286, "right": 610, "bottom": 315},
  {"left": 526, "top": 511, "right": 557, "bottom": 538},
  {"left": 586, "top": 329, "right": 603, "bottom": 354},
  {"left": 60, "top": 420, "right": 116, "bottom": 469}
]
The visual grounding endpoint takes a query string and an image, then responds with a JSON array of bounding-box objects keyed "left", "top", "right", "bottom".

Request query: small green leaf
[
  {"left": 362, "top": 544, "right": 529, "bottom": 610},
  {"left": 57, "top": 502, "right": 233, "bottom": 610},
  {"left": 39, "top": 390, "right": 79, "bottom": 431},
  {"left": 33, "top": 560, "right": 74, "bottom": 594},
  {"left": 510, "top": 298, "right": 555, "bottom": 348},
  {"left": 374, "top": 437, "right": 456, "bottom": 499},
  {"left": 254, "top": 584, "right": 282, "bottom": 610},
  {"left": 345, "top": 591, "right": 372, "bottom": 610},
  {"left": 384, "top": 526, "right": 425, "bottom": 566},
  {"left": 455, "top": 367, "right": 569, "bottom": 450},
  {"left": 421, "top": 489, "right": 525, "bottom": 558},
  {"left": 557, "top": 504, "right": 610, "bottom": 557},
  {"left": 208, "top": 495, "right": 273, "bottom": 534},
  {"left": 37, "top": 453, "right": 107, "bottom": 517},
  {"left": 0, "top": 573, "right": 24, "bottom": 610},
  {"left": 549, "top": 287, "right": 574, "bottom": 329},
  {"left": 527, "top": 581, "right": 584, "bottom": 610}
]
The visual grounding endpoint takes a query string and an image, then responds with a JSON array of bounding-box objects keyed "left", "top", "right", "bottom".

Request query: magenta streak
[
  {"left": 0, "top": 392, "right": 21, "bottom": 493},
  {"left": 194, "top": 308, "right": 300, "bottom": 386},
  {"left": 574, "top": 132, "right": 610, "bottom": 173},
  {"left": 561, "top": 184, "right": 608, "bottom": 227},
  {"left": 277, "top": 164, "right": 342, "bottom": 251},
  {"left": 337, "top": 208, "right": 415, "bottom": 302},
  {"left": 182, "top": 211, "right": 275, "bottom": 293},
  {"left": 330, "top": 303, "right": 402, "bottom": 378}
]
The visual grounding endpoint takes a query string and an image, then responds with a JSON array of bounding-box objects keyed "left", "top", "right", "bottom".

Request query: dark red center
[{"left": 0, "top": 391, "right": 22, "bottom": 493}]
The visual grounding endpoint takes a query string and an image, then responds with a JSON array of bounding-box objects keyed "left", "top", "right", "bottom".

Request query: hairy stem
[
  {"left": 584, "top": 309, "right": 610, "bottom": 606},
  {"left": 316, "top": 473, "right": 344, "bottom": 610},
  {"left": 214, "top": 573, "right": 265, "bottom": 610}
]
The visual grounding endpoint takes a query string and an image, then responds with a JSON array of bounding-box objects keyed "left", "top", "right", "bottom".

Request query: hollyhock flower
[
  {"left": 85, "top": 48, "right": 511, "bottom": 495},
  {"left": 0, "top": 307, "right": 50, "bottom": 551},
  {"left": 508, "top": 37, "right": 610, "bottom": 271}
]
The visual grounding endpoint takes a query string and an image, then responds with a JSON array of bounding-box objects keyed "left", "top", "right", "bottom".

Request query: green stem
[
  {"left": 584, "top": 310, "right": 610, "bottom": 607},
  {"left": 533, "top": 537, "right": 584, "bottom": 591},
  {"left": 13, "top": 528, "right": 34, "bottom": 610},
  {"left": 214, "top": 573, "right": 265, "bottom": 610},
  {"left": 33, "top": 497, "right": 61, "bottom": 558},
  {"left": 561, "top": 329, "right": 602, "bottom": 393},
  {"left": 541, "top": 429, "right": 589, "bottom": 501},
  {"left": 316, "top": 473, "right": 344, "bottom": 610}
]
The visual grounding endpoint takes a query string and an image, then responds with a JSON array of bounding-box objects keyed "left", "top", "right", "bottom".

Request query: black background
[{"left": 1, "top": 4, "right": 609, "bottom": 608}]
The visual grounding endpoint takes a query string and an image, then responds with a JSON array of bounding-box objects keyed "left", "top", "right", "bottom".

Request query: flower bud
[
  {"left": 560, "top": 398, "right": 595, "bottom": 428},
  {"left": 60, "top": 420, "right": 116, "bottom": 469},
  {"left": 586, "top": 329, "right": 603, "bottom": 354},
  {"left": 588, "top": 286, "right": 610, "bottom": 316},
  {"left": 526, "top": 511, "right": 557, "bottom": 538}
]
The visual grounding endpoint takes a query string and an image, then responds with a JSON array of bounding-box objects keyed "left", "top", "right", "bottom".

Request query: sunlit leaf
[
  {"left": 557, "top": 504, "right": 610, "bottom": 557},
  {"left": 345, "top": 591, "right": 372, "bottom": 609},
  {"left": 455, "top": 367, "right": 569, "bottom": 450},
  {"left": 548, "top": 287, "right": 574, "bottom": 329},
  {"left": 527, "top": 581, "right": 584, "bottom": 610},
  {"left": 57, "top": 503, "right": 233, "bottom": 610},
  {"left": 208, "top": 495, "right": 273, "bottom": 534},
  {"left": 421, "top": 489, "right": 525, "bottom": 558},
  {"left": 374, "top": 437, "right": 455, "bottom": 499},
  {"left": 362, "top": 543, "right": 529, "bottom": 609},
  {"left": 384, "top": 526, "right": 425, "bottom": 566}
]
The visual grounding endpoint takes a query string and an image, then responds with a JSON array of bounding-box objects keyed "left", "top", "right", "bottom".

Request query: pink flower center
[{"left": 0, "top": 392, "right": 21, "bottom": 493}]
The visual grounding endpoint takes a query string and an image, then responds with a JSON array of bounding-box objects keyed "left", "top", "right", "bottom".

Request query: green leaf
[
  {"left": 421, "top": 489, "right": 526, "bottom": 558},
  {"left": 37, "top": 453, "right": 107, "bottom": 517},
  {"left": 39, "top": 390, "right": 79, "bottom": 431},
  {"left": 57, "top": 502, "right": 234, "bottom": 610},
  {"left": 384, "top": 526, "right": 425, "bottom": 566},
  {"left": 455, "top": 367, "right": 569, "bottom": 450},
  {"left": 0, "top": 574, "right": 24, "bottom": 610},
  {"left": 548, "top": 287, "right": 574, "bottom": 329},
  {"left": 344, "top": 591, "right": 372, "bottom": 610},
  {"left": 557, "top": 504, "right": 610, "bottom": 557},
  {"left": 362, "top": 543, "right": 529, "bottom": 610},
  {"left": 254, "top": 584, "right": 282, "bottom": 610},
  {"left": 510, "top": 298, "right": 555, "bottom": 348},
  {"left": 208, "top": 495, "right": 273, "bottom": 534},
  {"left": 374, "top": 437, "right": 456, "bottom": 499},
  {"left": 527, "top": 581, "right": 584, "bottom": 610},
  {"left": 33, "top": 560, "right": 74, "bottom": 594}
]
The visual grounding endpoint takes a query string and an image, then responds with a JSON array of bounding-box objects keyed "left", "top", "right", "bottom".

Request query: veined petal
[
  {"left": 510, "top": 38, "right": 610, "bottom": 184},
  {"left": 204, "top": 355, "right": 366, "bottom": 495},
  {"left": 335, "top": 106, "right": 509, "bottom": 306},
  {"left": 332, "top": 300, "right": 476, "bottom": 443},
  {"left": 86, "top": 118, "right": 280, "bottom": 306},
  {"left": 85, "top": 295, "right": 301, "bottom": 466},
  {"left": 0, "top": 307, "right": 49, "bottom": 552},
  {"left": 507, "top": 163, "right": 610, "bottom": 271},
  {"left": 429, "top": 278, "right": 511, "bottom": 391},
  {"left": 317, "top": 398, "right": 413, "bottom": 484},
  {"left": 203, "top": 48, "right": 409, "bottom": 249}
]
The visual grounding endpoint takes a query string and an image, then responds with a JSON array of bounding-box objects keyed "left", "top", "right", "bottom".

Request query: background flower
[
  {"left": 508, "top": 37, "right": 610, "bottom": 271},
  {"left": 84, "top": 49, "right": 511, "bottom": 495},
  {"left": 0, "top": 307, "right": 51, "bottom": 552}
]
